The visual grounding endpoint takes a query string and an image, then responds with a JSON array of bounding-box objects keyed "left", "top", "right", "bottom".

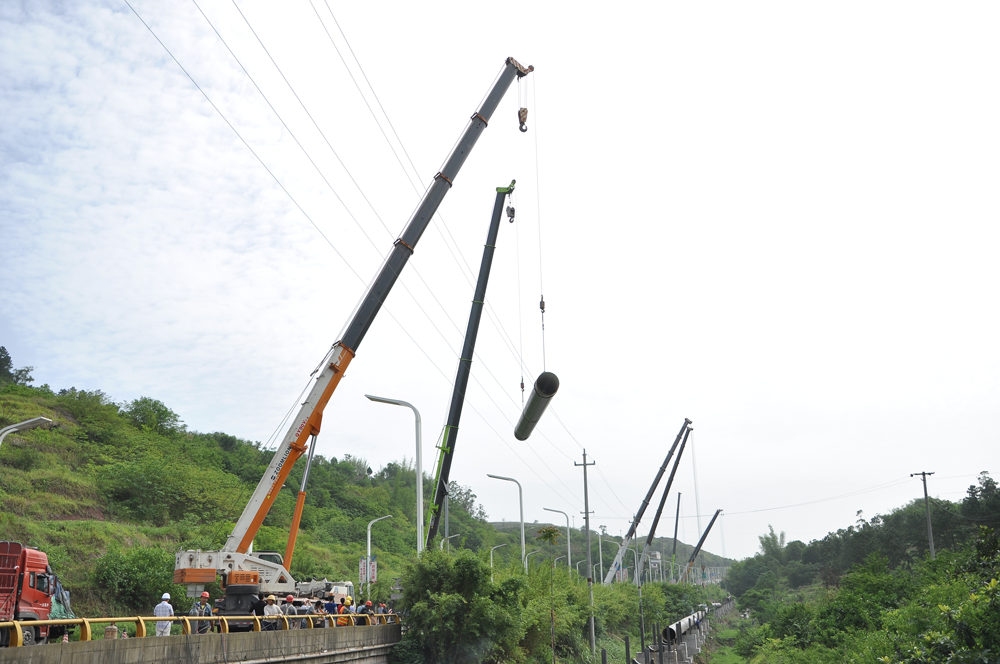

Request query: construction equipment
[
  {"left": 635, "top": 426, "right": 691, "bottom": 583},
  {"left": 174, "top": 57, "right": 534, "bottom": 614},
  {"left": 603, "top": 419, "right": 691, "bottom": 585},
  {"left": 426, "top": 180, "right": 517, "bottom": 546},
  {"left": 679, "top": 509, "right": 722, "bottom": 584},
  {"left": 1, "top": 542, "right": 74, "bottom": 647}
]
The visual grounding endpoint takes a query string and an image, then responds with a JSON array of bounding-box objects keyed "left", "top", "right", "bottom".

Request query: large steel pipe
[
  {"left": 513, "top": 372, "right": 560, "bottom": 440},
  {"left": 664, "top": 609, "right": 705, "bottom": 641}
]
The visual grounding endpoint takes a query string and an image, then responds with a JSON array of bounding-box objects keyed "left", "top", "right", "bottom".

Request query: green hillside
[{"left": 0, "top": 359, "right": 728, "bottom": 625}]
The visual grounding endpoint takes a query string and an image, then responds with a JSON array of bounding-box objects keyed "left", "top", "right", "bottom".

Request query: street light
[
  {"left": 366, "top": 515, "right": 392, "bottom": 600},
  {"left": 543, "top": 507, "right": 571, "bottom": 570},
  {"left": 490, "top": 544, "right": 508, "bottom": 582},
  {"left": 365, "top": 395, "right": 423, "bottom": 553},
  {"left": 0, "top": 417, "right": 52, "bottom": 449},
  {"left": 525, "top": 550, "right": 541, "bottom": 569},
  {"left": 626, "top": 547, "right": 639, "bottom": 586},
  {"left": 440, "top": 534, "right": 460, "bottom": 551},
  {"left": 487, "top": 474, "right": 525, "bottom": 572},
  {"left": 576, "top": 561, "right": 585, "bottom": 574}
]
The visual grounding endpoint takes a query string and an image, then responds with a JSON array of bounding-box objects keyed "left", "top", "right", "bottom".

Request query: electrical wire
[{"left": 124, "top": 1, "right": 577, "bottom": 524}]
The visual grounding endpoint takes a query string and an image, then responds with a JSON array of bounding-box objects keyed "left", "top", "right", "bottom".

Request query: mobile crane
[{"left": 174, "top": 57, "right": 534, "bottom": 614}]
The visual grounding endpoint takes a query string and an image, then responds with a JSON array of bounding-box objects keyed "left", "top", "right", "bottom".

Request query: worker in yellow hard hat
[{"left": 263, "top": 595, "right": 281, "bottom": 631}]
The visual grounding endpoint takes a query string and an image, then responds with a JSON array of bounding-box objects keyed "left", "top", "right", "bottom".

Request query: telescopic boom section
[
  {"left": 603, "top": 418, "right": 690, "bottom": 584},
  {"left": 222, "top": 58, "right": 533, "bottom": 555},
  {"left": 636, "top": 426, "right": 690, "bottom": 582},
  {"left": 680, "top": 509, "right": 721, "bottom": 584},
  {"left": 426, "top": 180, "right": 516, "bottom": 546}
]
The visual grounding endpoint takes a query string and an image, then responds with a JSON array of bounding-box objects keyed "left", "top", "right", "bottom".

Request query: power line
[{"left": 123, "top": 2, "right": 576, "bottom": 518}]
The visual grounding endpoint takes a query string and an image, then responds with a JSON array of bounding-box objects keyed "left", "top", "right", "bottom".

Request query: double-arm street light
[
  {"left": 0, "top": 417, "right": 52, "bottom": 449},
  {"left": 487, "top": 474, "right": 525, "bottom": 571},
  {"left": 365, "top": 395, "right": 423, "bottom": 554}
]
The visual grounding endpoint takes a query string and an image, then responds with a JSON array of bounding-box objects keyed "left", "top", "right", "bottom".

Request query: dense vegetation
[
  {"left": 719, "top": 475, "right": 1000, "bottom": 663},
  {"left": 0, "top": 347, "right": 729, "bottom": 660}
]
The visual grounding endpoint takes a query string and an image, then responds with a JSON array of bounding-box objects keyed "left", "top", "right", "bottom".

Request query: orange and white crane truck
[
  {"left": 173, "top": 56, "right": 533, "bottom": 627},
  {"left": 0, "top": 542, "right": 74, "bottom": 646}
]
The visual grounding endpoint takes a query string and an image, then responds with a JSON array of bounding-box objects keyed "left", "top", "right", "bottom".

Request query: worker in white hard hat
[
  {"left": 189, "top": 591, "right": 212, "bottom": 634},
  {"left": 154, "top": 593, "right": 174, "bottom": 636},
  {"left": 262, "top": 595, "right": 281, "bottom": 631}
]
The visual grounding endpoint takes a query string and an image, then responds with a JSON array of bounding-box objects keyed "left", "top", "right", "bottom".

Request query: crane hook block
[
  {"left": 518, "top": 107, "right": 528, "bottom": 132},
  {"left": 506, "top": 205, "right": 515, "bottom": 223},
  {"left": 514, "top": 372, "right": 560, "bottom": 441}
]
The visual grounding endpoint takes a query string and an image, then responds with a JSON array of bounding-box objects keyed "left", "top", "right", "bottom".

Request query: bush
[
  {"left": 394, "top": 549, "right": 526, "bottom": 664},
  {"left": 94, "top": 545, "right": 190, "bottom": 613}
]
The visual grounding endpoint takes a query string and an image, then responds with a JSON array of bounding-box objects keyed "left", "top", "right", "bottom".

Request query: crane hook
[
  {"left": 506, "top": 205, "right": 515, "bottom": 223},
  {"left": 518, "top": 107, "right": 528, "bottom": 133}
]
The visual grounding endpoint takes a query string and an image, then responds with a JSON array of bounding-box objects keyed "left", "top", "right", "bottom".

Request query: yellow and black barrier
[{"left": 0, "top": 612, "right": 401, "bottom": 647}]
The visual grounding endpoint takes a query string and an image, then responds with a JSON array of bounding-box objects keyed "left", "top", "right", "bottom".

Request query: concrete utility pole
[
  {"left": 575, "top": 449, "right": 596, "bottom": 655},
  {"left": 911, "top": 472, "right": 936, "bottom": 559}
]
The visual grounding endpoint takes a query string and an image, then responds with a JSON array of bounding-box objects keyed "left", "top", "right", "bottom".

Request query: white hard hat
[{"left": 162, "top": 593, "right": 171, "bottom": 600}]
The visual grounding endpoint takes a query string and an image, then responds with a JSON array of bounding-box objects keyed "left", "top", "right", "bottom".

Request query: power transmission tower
[
  {"left": 576, "top": 449, "right": 596, "bottom": 655},
  {"left": 911, "top": 471, "right": 936, "bottom": 559}
]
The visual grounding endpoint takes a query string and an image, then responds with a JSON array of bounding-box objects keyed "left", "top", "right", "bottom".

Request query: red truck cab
[{"left": 0, "top": 542, "right": 59, "bottom": 646}]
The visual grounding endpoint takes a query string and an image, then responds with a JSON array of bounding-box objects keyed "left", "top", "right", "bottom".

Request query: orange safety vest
[{"left": 336, "top": 605, "right": 350, "bottom": 626}]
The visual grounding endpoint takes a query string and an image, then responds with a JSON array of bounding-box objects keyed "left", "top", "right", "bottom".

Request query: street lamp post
[
  {"left": 543, "top": 507, "right": 571, "bottom": 570},
  {"left": 576, "top": 561, "right": 585, "bottom": 574},
  {"left": 487, "top": 474, "right": 525, "bottom": 571},
  {"left": 366, "top": 395, "right": 423, "bottom": 554},
  {"left": 0, "top": 417, "right": 52, "bottom": 449},
  {"left": 366, "top": 515, "right": 392, "bottom": 600},
  {"left": 525, "top": 550, "right": 541, "bottom": 569},
  {"left": 490, "top": 544, "right": 508, "bottom": 582},
  {"left": 440, "top": 534, "right": 460, "bottom": 551}
]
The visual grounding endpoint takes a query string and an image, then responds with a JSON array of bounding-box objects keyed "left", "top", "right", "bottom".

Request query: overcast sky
[{"left": 2, "top": 1, "right": 998, "bottom": 560}]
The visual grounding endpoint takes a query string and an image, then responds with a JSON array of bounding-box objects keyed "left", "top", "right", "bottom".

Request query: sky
[{"left": 2, "top": 1, "right": 998, "bottom": 561}]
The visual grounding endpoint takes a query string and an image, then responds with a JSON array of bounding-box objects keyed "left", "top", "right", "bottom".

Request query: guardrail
[{"left": 0, "top": 612, "right": 401, "bottom": 647}]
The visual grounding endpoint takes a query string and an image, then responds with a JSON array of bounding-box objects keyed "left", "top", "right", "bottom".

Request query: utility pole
[
  {"left": 911, "top": 472, "right": 936, "bottom": 559},
  {"left": 576, "top": 449, "right": 596, "bottom": 655}
]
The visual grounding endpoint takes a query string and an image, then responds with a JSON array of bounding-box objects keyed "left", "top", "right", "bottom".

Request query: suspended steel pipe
[{"left": 513, "top": 372, "right": 560, "bottom": 440}]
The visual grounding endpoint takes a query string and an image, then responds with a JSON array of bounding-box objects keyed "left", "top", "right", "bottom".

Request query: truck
[
  {"left": 174, "top": 56, "right": 533, "bottom": 620},
  {"left": 0, "top": 541, "right": 74, "bottom": 646}
]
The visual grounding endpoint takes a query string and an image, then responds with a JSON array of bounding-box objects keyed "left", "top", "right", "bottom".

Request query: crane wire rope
[
  {"left": 124, "top": 1, "right": 578, "bottom": 524},
  {"left": 304, "top": 5, "right": 596, "bottom": 480},
  {"left": 532, "top": 72, "right": 546, "bottom": 371},
  {"left": 314, "top": 3, "right": 551, "bottom": 399}
]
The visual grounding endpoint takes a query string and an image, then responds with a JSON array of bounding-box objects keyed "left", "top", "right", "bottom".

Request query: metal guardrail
[{"left": 0, "top": 613, "right": 401, "bottom": 647}]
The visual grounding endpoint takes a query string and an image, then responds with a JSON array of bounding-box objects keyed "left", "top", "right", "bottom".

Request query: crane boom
[
  {"left": 603, "top": 418, "right": 690, "bottom": 584},
  {"left": 635, "top": 426, "right": 690, "bottom": 582},
  {"left": 680, "top": 509, "right": 721, "bottom": 584},
  {"left": 175, "top": 57, "right": 534, "bottom": 594},
  {"left": 426, "top": 180, "right": 516, "bottom": 546}
]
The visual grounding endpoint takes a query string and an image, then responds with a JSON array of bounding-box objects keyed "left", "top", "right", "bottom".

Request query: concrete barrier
[{"left": 0, "top": 623, "right": 401, "bottom": 664}]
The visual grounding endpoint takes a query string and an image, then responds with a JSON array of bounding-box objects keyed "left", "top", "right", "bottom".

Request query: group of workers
[
  {"left": 256, "top": 592, "right": 392, "bottom": 630},
  {"left": 152, "top": 591, "right": 395, "bottom": 636}
]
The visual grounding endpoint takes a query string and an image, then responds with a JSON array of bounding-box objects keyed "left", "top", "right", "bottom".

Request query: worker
[
  {"left": 189, "top": 591, "right": 212, "bottom": 634},
  {"left": 154, "top": 593, "right": 174, "bottom": 636},
  {"left": 312, "top": 600, "right": 327, "bottom": 628},
  {"left": 324, "top": 593, "right": 338, "bottom": 615},
  {"left": 335, "top": 597, "right": 350, "bottom": 627},
  {"left": 282, "top": 594, "right": 298, "bottom": 629},
  {"left": 262, "top": 595, "right": 281, "bottom": 631}
]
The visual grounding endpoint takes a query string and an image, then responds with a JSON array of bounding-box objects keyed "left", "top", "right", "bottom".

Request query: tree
[
  {"left": 759, "top": 525, "right": 787, "bottom": 562},
  {"left": 120, "top": 396, "right": 184, "bottom": 435},
  {"left": 393, "top": 549, "right": 525, "bottom": 664},
  {"left": 0, "top": 346, "right": 34, "bottom": 386},
  {"left": 536, "top": 526, "right": 561, "bottom": 545},
  {"left": 447, "top": 482, "right": 488, "bottom": 522}
]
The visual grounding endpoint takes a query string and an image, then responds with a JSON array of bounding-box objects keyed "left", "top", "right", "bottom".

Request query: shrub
[{"left": 94, "top": 545, "right": 189, "bottom": 612}]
